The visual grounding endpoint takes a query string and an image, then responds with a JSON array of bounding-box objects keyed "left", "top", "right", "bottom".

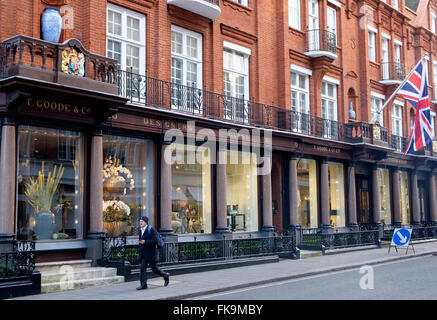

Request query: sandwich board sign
[{"left": 388, "top": 228, "right": 415, "bottom": 254}]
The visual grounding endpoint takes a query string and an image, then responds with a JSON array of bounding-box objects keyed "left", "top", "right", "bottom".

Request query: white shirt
[{"left": 141, "top": 226, "right": 147, "bottom": 237}]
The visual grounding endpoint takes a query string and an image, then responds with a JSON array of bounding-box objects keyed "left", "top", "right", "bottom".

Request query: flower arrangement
[
  {"left": 24, "top": 161, "right": 64, "bottom": 212},
  {"left": 103, "top": 200, "right": 131, "bottom": 222},
  {"left": 102, "top": 156, "right": 135, "bottom": 191}
]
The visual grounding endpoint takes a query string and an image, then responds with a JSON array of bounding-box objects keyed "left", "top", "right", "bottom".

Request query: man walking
[{"left": 137, "top": 216, "right": 170, "bottom": 290}]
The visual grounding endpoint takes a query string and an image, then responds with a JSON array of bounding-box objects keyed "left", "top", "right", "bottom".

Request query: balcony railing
[
  {"left": 380, "top": 62, "right": 405, "bottom": 85},
  {"left": 167, "top": 0, "right": 221, "bottom": 20},
  {"left": 0, "top": 35, "right": 119, "bottom": 94},
  {"left": 304, "top": 29, "right": 337, "bottom": 60},
  {"left": 390, "top": 134, "right": 407, "bottom": 153},
  {"left": 345, "top": 121, "right": 389, "bottom": 146}
]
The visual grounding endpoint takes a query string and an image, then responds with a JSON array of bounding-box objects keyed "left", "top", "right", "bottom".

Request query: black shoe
[
  {"left": 164, "top": 274, "right": 170, "bottom": 287},
  {"left": 136, "top": 286, "right": 147, "bottom": 290}
]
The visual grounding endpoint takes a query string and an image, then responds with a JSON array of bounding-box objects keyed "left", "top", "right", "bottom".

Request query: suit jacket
[{"left": 138, "top": 226, "right": 158, "bottom": 263}]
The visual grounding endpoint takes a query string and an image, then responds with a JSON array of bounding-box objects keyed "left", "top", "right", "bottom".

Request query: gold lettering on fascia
[
  {"left": 27, "top": 98, "right": 91, "bottom": 115},
  {"left": 143, "top": 117, "right": 162, "bottom": 127},
  {"left": 313, "top": 145, "right": 340, "bottom": 154}
]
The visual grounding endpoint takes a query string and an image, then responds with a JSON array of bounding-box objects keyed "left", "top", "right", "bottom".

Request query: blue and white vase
[{"left": 41, "top": 7, "right": 62, "bottom": 43}]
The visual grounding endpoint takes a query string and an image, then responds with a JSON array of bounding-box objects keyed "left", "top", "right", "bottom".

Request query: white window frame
[
  {"left": 288, "top": 0, "right": 301, "bottom": 30},
  {"left": 431, "top": 12, "right": 436, "bottom": 33},
  {"left": 368, "top": 29, "right": 376, "bottom": 62},
  {"left": 291, "top": 66, "right": 311, "bottom": 133},
  {"left": 223, "top": 41, "right": 250, "bottom": 123},
  {"left": 433, "top": 60, "right": 437, "bottom": 101},
  {"left": 234, "top": 0, "right": 248, "bottom": 6},
  {"left": 392, "top": 0, "right": 399, "bottom": 10},
  {"left": 392, "top": 101, "right": 403, "bottom": 152},
  {"left": 327, "top": 6, "right": 337, "bottom": 38},
  {"left": 370, "top": 92, "right": 385, "bottom": 126},
  {"left": 170, "top": 25, "right": 203, "bottom": 114},
  {"left": 106, "top": 3, "right": 146, "bottom": 75},
  {"left": 321, "top": 78, "right": 339, "bottom": 139},
  {"left": 431, "top": 112, "right": 436, "bottom": 137}
]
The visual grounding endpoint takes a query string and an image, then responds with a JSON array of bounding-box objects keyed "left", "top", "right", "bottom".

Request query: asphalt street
[{"left": 195, "top": 256, "right": 437, "bottom": 300}]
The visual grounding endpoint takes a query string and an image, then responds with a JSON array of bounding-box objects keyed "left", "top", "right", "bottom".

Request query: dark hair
[{"left": 140, "top": 216, "right": 149, "bottom": 224}]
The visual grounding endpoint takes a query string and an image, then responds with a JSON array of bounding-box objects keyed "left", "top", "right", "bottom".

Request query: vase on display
[
  {"left": 34, "top": 210, "right": 56, "bottom": 240},
  {"left": 41, "top": 7, "right": 62, "bottom": 43}
]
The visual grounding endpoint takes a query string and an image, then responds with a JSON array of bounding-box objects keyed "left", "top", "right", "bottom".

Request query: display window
[
  {"left": 328, "top": 162, "right": 345, "bottom": 227},
  {"left": 378, "top": 168, "right": 392, "bottom": 225},
  {"left": 171, "top": 145, "right": 212, "bottom": 234},
  {"left": 16, "top": 126, "right": 84, "bottom": 240},
  {"left": 102, "top": 135, "right": 155, "bottom": 237},
  {"left": 399, "top": 170, "right": 410, "bottom": 225},
  {"left": 297, "top": 158, "right": 318, "bottom": 228},
  {"left": 226, "top": 150, "right": 258, "bottom": 232}
]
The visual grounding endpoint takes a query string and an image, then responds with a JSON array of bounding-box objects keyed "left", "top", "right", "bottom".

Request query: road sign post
[{"left": 388, "top": 228, "right": 415, "bottom": 254}]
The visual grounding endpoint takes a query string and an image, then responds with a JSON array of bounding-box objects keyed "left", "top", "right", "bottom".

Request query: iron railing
[
  {"left": 380, "top": 61, "right": 405, "bottom": 82},
  {"left": 101, "top": 233, "right": 297, "bottom": 269},
  {"left": 411, "top": 225, "right": 437, "bottom": 241},
  {"left": 298, "top": 229, "right": 380, "bottom": 251},
  {"left": 0, "top": 241, "right": 36, "bottom": 281},
  {"left": 390, "top": 134, "right": 407, "bottom": 152},
  {"left": 305, "top": 29, "right": 337, "bottom": 55}
]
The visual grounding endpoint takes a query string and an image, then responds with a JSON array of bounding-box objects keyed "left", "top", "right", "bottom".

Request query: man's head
[{"left": 140, "top": 216, "right": 149, "bottom": 228}]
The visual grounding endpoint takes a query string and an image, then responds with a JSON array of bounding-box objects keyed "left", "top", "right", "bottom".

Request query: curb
[{"left": 158, "top": 250, "right": 436, "bottom": 300}]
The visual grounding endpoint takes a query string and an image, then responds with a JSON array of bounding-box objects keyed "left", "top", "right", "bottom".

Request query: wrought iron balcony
[
  {"left": 167, "top": 0, "right": 221, "bottom": 19},
  {"left": 380, "top": 61, "right": 405, "bottom": 85},
  {"left": 0, "top": 35, "right": 119, "bottom": 95},
  {"left": 390, "top": 134, "right": 407, "bottom": 153},
  {"left": 304, "top": 29, "right": 338, "bottom": 60}
]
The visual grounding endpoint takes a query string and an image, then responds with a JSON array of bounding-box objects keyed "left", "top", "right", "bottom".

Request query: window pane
[
  {"left": 103, "top": 136, "right": 155, "bottom": 236},
  {"left": 171, "top": 145, "right": 212, "bottom": 234},
  {"left": 17, "top": 126, "right": 84, "bottom": 240},
  {"left": 126, "top": 45, "right": 140, "bottom": 73},
  {"left": 299, "top": 74, "right": 306, "bottom": 89},
  {"left": 172, "top": 31, "right": 183, "bottom": 54},
  {"left": 378, "top": 169, "right": 391, "bottom": 225},
  {"left": 224, "top": 72, "right": 232, "bottom": 96},
  {"left": 328, "top": 162, "right": 345, "bottom": 227},
  {"left": 399, "top": 171, "right": 410, "bottom": 225},
  {"left": 223, "top": 49, "right": 233, "bottom": 70},
  {"left": 234, "top": 52, "right": 245, "bottom": 73},
  {"left": 171, "top": 58, "right": 183, "bottom": 84},
  {"left": 226, "top": 151, "right": 258, "bottom": 232},
  {"left": 186, "top": 61, "right": 197, "bottom": 87},
  {"left": 107, "top": 40, "right": 122, "bottom": 66},
  {"left": 108, "top": 10, "right": 122, "bottom": 36},
  {"left": 291, "top": 91, "right": 297, "bottom": 110},
  {"left": 297, "top": 159, "right": 318, "bottom": 228},
  {"left": 328, "top": 83, "right": 334, "bottom": 97},
  {"left": 235, "top": 76, "right": 245, "bottom": 99},
  {"left": 127, "top": 16, "right": 140, "bottom": 41},
  {"left": 186, "top": 36, "right": 198, "bottom": 59},
  {"left": 291, "top": 72, "right": 297, "bottom": 86}
]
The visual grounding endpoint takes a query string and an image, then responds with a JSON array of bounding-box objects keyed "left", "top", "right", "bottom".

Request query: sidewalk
[{"left": 12, "top": 240, "right": 437, "bottom": 300}]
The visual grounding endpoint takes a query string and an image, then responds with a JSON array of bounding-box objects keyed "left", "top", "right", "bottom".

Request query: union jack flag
[{"left": 398, "top": 58, "right": 434, "bottom": 155}]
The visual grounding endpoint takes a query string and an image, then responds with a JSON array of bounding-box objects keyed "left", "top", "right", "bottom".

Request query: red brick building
[{"left": 0, "top": 0, "right": 437, "bottom": 263}]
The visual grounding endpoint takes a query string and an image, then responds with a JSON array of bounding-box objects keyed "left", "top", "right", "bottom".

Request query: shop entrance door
[
  {"left": 418, "top": 180, "right": 428, "bottom": 223},
  {"left": 356, "top": 175, "right": 371, "bottom": 225}
]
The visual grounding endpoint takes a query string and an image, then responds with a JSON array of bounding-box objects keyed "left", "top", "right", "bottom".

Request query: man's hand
[{"left": 139, "top": 240, "right": 145, "bottom": 245}]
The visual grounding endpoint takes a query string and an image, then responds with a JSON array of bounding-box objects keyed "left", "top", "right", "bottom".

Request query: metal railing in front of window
[
  {"left": 380, "top": 61, "right": 405, "bottom": 82},
  {"left": 390, "top": 134, "right": 407, "bottom": 152},
  {"left": 305, "top": 29, "right": 337, "bottom": 55}
]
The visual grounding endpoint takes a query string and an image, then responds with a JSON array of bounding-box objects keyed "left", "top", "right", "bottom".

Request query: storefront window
[
  {"left": 297, "top": 158, "right": 318, "bottom": 228},
  {"left": 399, "top": 170, "right": 410, "bottom": 225},
  {"left": 328, "top": 162, "right": 345, "bottom": 227},
  {"left": 171, "top": 145, "right": 212, "bottom": 234},
  {"left": 103, "top": 136, "right": 155, "bottom": 237},
  {"left": 378, "top": 168, "right": 391, "bottom": 225},
  {"left": 17, "top": 126, "right": 84, "bottom": 240},
  {"left": 226, "top": 150, "right": 258, "bottom": 232}
]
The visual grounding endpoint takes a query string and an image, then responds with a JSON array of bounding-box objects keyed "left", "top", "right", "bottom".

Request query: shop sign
[
  {"left": 25, "top": 97, "right": 91, "bottom": 116},
  {"left": 313, "top": 145, "right": 341, "bottom": 154}
]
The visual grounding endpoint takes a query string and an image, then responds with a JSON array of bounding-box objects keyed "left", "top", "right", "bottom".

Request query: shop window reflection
[
  {"left": 171, "top": 145, "right": 212, "bottom": 234},
  {"left": 102, "top": 136, "right": 155, "bottom": 237},
  {"left": 328, "top": 162, "right": 346, "bottom": 227},
  {"left": 399, "top": 171, "right": 410, "bottom": 225},
  {"left": 297, "top": 158, "right": 318, "bottom": 228},
  {"left": 226, "top": 150, "right": 258, "bottom": 232},
  {"left": 378, "top": 168, "right": 391, "bottom": 225},
  {"left": 17, "top": 126, "right": 83, "bottom": 241}
]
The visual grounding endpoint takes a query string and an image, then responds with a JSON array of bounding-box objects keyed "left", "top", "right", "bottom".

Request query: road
[{"left": 194, "top": 256, "right": 437, "bottom": 300}]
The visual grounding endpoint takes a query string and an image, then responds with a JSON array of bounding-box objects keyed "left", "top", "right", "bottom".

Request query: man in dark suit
[{"left": 137, "top": 216, "right": 170, "bottom": 290}]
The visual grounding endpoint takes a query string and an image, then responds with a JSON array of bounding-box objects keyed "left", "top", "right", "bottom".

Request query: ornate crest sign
[
  {"left": 61, "top": 47, "right": 85, "bottom": 76},
  {"left": 372, "top": 123, "right": 381, "bottom": 141}
]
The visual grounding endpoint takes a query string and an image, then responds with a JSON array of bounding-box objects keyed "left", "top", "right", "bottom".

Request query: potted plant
[
  {"left": 103, "top": 200, "right": 131, "bottom": 237},
  {"left": 102, "top": 155, "right": 135, "bottom": 195},
  {"left": 24, "top": 162, "right": 64, "bottom": 240}
]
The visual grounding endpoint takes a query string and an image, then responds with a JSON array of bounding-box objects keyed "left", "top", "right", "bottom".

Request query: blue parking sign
[{"left": 391, "top": 228, "right": 412, "bottom": 247}]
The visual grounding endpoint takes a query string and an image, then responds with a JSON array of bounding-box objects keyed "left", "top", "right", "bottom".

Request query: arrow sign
[{"left": 391, "top": 228, "right": 412, "bottom": 247}]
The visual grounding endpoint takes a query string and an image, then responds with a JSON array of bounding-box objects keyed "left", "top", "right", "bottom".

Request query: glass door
[{"left": 308, "top": 0, "right": 319, "bottom": 51}]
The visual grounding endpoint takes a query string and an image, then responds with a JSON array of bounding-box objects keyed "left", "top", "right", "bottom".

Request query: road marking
[{"left": 190, "top": 256, "right": 427, "bottom": 300}]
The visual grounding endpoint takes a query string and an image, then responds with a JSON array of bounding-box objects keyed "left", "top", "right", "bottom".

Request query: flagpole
[{"left": 373, "top": 54, "right": 428, "bottom": 122}]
